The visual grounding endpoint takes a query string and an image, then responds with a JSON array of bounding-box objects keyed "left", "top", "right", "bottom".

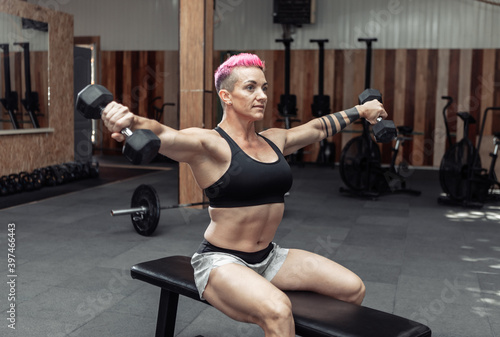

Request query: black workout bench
[{"left": 131, "top": 256, "right": 432, "bottom": 337}]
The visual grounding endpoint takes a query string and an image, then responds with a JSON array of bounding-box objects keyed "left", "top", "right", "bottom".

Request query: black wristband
[{"left": 345, "top": 107, "right": 360, "bottom": 123}]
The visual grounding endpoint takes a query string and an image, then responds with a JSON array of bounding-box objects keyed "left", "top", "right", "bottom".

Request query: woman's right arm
[{"left": 101, "top": 101, "right": 215, "bottom": 165}]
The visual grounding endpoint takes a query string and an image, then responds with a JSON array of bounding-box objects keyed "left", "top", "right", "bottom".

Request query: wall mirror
[{"left": 0, "top": 11, "right": 49, "bottom": 134}]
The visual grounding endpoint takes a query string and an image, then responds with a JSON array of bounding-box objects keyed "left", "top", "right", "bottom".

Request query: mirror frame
[{"left": 0, "top": 0, "right": 74, "bottom": 174}]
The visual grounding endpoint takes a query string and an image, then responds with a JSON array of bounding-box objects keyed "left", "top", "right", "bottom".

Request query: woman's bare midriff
[{"left": 204, "top": 203, "right": 285, "bottom": 252}]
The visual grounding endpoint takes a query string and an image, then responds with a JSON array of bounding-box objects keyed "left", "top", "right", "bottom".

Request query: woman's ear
[{"left": 219, "top": 89, "right": 232, "bottom": 106}]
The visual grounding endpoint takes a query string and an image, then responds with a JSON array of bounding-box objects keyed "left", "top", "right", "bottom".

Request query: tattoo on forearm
[
  {"left": 320, "top": 118, "right": 330, "bottom": 137},
  {"left": 319, "top": 107, "right": 360, "bottom": 137}
]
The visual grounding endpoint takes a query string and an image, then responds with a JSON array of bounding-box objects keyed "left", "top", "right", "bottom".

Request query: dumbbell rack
[{"left": 0, "top": 161, "right": 99, "bottom": 198}]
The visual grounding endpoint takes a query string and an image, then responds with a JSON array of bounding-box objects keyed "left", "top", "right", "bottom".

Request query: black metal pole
[
  {"left": 276, "top": 38, "right": 293, "bottom": 96},
  {"left": 14, "top": 42, "right": 40, "bottom": 128},
  {"left": 358, "top": 38, "right": 378, "bottom": 191},
  {"left": 275, "top": 38, "right": 297, "bottom": 119},
  {"left": 311, "top": 39, "right": 328, "bottom": 96},
  {"left": 0, "top": 44, "right": 20, "bottom": 129},
  {"left": 358, "top": 38, "right": 377, "bottom": 89},
  {"left": 1, "top": 44, "right": 12, "bottom": 94}
]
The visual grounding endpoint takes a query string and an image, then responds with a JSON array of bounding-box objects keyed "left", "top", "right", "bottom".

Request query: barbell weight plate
[{"left": 130, "top": 184, "right": 160, "bottom": 236}]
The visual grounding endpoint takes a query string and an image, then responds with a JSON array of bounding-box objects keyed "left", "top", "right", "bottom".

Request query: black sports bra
[{"left": 204, "top": 127, "right": 293, "bottom": 208}]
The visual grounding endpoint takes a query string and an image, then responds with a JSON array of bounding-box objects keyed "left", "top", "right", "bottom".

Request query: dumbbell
[
  {"left": 76, "top": 84, "right": 161, "bottom": 165},
  {"left": 358, "top": 88, "right": 397, "bottom": 143}
]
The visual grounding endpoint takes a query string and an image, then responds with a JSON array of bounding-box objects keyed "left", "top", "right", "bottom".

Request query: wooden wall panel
[
  {"left": 382, "top": 50, "right": 396, "bottom": 164},
  {"left": 411, "top": 49, "right": 427, "bottom": 166},
  {"left": 393, "top": 50, "right": 407, "bottom": 132},
  {"left": 96, "top": 47, "right": 500, "bottom": 173},
  {"left": 393, "top": 49, "right": 407, "bottom": 166},
  {"left": 470, "top": 49, "right": 484, "bottom": 142},
  {"left": 434, "top": 49, "right": 450, "bottom": 165},
  {"left": 178, "top": 0, "right": 213, "bottom": 205},
  {"left": 296, "top": 50, "right": 316, "bottom": 162},
  {"left": 285, "top": 48, "right": 498, "bottom": 168},
  {"left": 481, "top": 50, "right": 495, "bottom": 137},
  {"left": 324, "top": 49, "right": 338, "bottom": 160},
  {"left": 161, "top": 51, "right": 178, "bottom": 129},
  {"left": 99, "top": 50, "right": 175, "bottom": 154},
  {"left": 373, "top": 49, "right": 390, "bottom": 163},
  {"left": 457, "top": 49, "right": 473, "bottom": 141},
  {"left": 425, "top": 50, "right": 439, "bottom": 166},
  {"left": 332, "top": 49, "right": 345, "bottom": 158},
  {"left": 494, "top": 50, "right": 500, "bottom": 132},
  {"left": 272, "top": 50, "right": 285, "bottom": 129},
  {"left": 448, "top": 50, "right": 461, "bottom": 138}
]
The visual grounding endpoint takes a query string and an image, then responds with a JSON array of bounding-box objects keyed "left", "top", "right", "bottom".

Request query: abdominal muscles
[{"left": 204, "top": 203, "right": 285, "bottom": 252}]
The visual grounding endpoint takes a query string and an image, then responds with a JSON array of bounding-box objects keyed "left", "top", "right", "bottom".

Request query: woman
[{"left": 102, "top": 53, "right": 387, "bottom": 337}]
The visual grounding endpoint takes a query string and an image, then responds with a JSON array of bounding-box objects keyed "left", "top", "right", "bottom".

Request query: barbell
[{"left": 110, "top": 184, "right": 208, "bottom": 236}]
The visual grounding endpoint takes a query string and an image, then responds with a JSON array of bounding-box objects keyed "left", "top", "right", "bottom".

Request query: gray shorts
[{"left": 191, "top": 242, "right": 289, "bottom": 300}]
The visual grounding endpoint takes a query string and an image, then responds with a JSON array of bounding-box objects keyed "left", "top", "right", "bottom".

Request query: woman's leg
[
  {"left": 202, "top": 263, "right": 295, "bottom": 337},
  {"left": 271, "top": 249, "right": 366, "bottom": 305}
]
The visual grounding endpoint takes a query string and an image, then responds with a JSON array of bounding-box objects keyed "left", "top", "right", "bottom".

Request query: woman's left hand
[{"left": 357, "top": 99, "right": 388, "bottom": 125}]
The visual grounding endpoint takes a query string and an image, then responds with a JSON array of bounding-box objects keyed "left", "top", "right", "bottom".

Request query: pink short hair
[{"left": 214, "top": 53, "right": 265, "bottom": 93}]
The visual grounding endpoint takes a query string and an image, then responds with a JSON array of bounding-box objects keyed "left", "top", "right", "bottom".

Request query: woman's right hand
[{"left": 101, "top": 101, "right": 135, "bottom": 142}]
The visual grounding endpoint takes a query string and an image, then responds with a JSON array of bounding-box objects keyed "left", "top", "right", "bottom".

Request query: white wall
[
  {"left": 213, "top": 0, "right": 500, "bottom": 50},
  {"left": 26, "top": 0, "right": 500, "bottom": 50},
  {"left": 28, "top": 0, "right": 179, "bottom": 50},
  {"left": 0, "top": 12, "right": 48, "bottom": 51}
]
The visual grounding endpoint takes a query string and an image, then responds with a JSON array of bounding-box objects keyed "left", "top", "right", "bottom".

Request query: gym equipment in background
[
  {"left": 339, "top": 89, "right": 418, "bottom": 198},
  {"left": 149, "top": 96, "right": 175, "bottom": 122},
  {"left": 310, "top": 38, "right": 335, "bottom": 168},
  {"left": 0, "top": 44, "right": 20, "bottom": 129},
  {"left": 14, "top": 42, "right": 41, "bottom": 128},
  {"left": 275, "top": 38, "right": 303, "bottom": 164},
  {"left": 438, "top": 96, "right": 500, "bottom": 207},
  {"left": 110, "top": 184, "right": 208, "bottom": 236}
]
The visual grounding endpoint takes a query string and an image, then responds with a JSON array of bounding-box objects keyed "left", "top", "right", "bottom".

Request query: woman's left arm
[{"left": 281, "top": 99, "right": 386, "bottom": 156}]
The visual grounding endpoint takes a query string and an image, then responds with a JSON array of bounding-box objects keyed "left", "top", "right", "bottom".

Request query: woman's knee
[
  {"left": 258, "top": 292, "right": 293, "bottom": 328},
  {"left": 345, "top": 276, "right": 366, "bottom": 305}
]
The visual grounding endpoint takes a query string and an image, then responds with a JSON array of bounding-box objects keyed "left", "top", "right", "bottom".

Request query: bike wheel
[
  {"left": 439, "top": 139, "right": 481, "bottom": 201},
  {"left": 339, "top": 136, "right": 382, "bottom": 191}
]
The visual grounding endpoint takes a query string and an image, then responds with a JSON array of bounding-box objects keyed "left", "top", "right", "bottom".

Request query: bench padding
[{"left": 131, "top": 255, "right": 431, "bottom": 337}]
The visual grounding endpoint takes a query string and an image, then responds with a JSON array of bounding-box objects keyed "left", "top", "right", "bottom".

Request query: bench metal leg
[{"left": 155, "top": 288, "right": 179, "bottom": 337}]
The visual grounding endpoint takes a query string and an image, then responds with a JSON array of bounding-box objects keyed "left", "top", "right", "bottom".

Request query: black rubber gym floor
[{"left": 0, "top": 159, "right": 499, "bottom": 336}]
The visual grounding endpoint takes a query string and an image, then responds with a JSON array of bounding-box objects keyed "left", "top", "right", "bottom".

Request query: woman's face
[{"left": 227, "top": 67, "right": 268, "bottom": 121}]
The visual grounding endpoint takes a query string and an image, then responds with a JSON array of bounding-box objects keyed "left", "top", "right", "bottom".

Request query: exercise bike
[
  {"left": 339, "top": 113, "right": 421, "bottom": 198},
  {"left": 339, "top": 37, "right": 419, "bottom": 198},
  {"left": 438, "top": 97, "right": 500, "bottom": 207}
]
